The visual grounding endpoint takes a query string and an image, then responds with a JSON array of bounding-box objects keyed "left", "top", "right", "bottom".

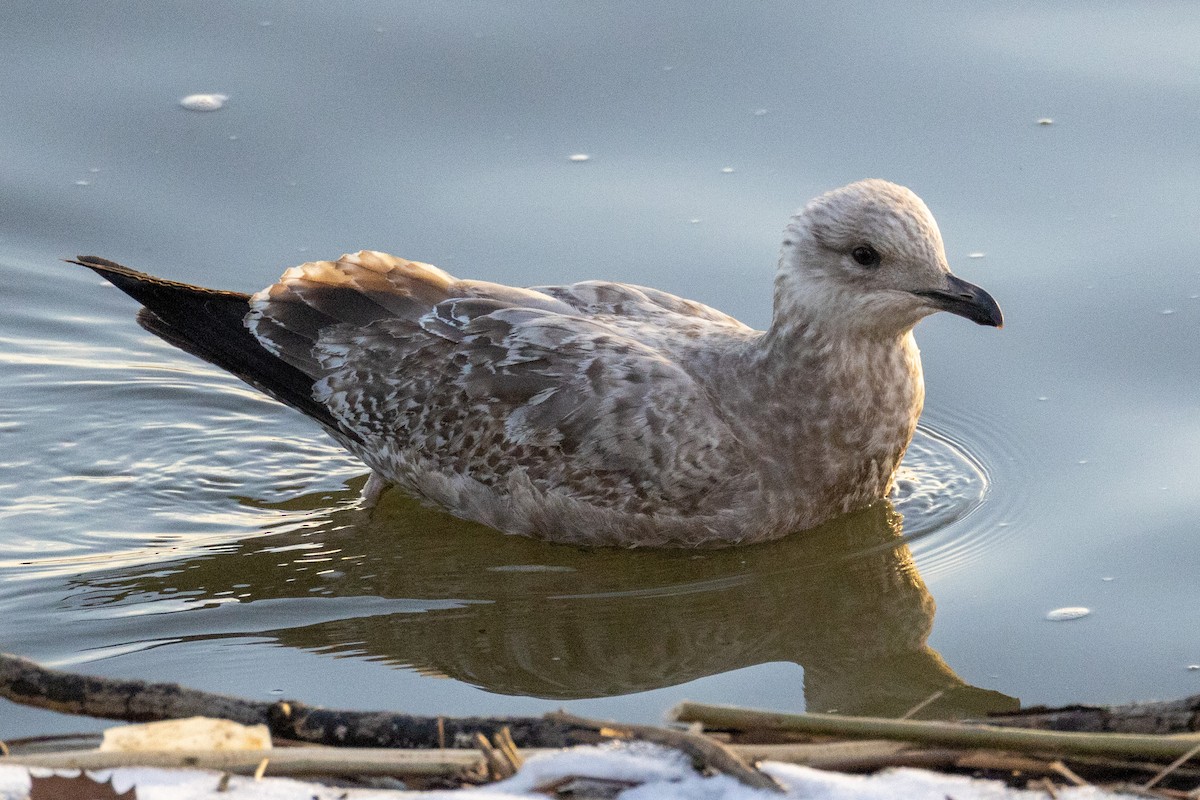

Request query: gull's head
[{"left": 775, "top": 179, "right": 1002, "bottom": 336}]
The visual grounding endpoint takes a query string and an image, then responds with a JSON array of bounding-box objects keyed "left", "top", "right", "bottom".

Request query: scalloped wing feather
[{"left": 311, "top": 304, "right": 750, "bottom": 516}]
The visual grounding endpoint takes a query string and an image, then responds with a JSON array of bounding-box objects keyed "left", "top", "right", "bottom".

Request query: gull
[{"left": 72, "top": 180, "right": 1002, "bottom": 547}]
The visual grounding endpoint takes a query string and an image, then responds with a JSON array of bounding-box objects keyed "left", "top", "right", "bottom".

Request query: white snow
[{"left": 0, "top": 743, "right": 1144, "bottom": 800}]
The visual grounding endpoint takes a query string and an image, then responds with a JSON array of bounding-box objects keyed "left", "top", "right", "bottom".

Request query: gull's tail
[{"left": 70, "top": 256, "right": 356, "bottom": 440}]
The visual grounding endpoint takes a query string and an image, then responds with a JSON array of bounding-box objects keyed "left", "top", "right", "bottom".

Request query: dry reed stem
[{"left": 673, "top": 702, "right": 1200, "bottom": 761}]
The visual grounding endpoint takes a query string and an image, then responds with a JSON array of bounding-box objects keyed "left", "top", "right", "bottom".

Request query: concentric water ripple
[{"left": 896, "top": 406, "right": 1030, "bottom": 579}]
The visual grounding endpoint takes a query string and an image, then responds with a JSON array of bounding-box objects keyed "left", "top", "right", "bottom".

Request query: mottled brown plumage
[{"left": 74, "top": 180, "right": 1002, "bottom": 547}]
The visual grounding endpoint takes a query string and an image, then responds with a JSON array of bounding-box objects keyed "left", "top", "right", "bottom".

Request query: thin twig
[
  {"left": 955, "top": 749, "right": 1063, "bottom": 776},
  {"left": 474, "top": 732, "right": 503, "bottom": 780},
  {"left": 1050, "top": 760, "right": 1089, "bottom": 786},
  {"left": 494, "top": 727, "right": 524, "bottom": 770},
  {"left": 1144, "top": 742, "right": 1200, "bottom": 790}
]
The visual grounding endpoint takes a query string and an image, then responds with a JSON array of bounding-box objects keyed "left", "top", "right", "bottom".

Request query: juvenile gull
[{"left": 72, "top": 180, "right": 1002, "bottom": 547}]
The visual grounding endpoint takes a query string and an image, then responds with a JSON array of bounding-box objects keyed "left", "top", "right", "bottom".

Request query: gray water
[{"left": 2, "top": 2, "right": 1198, "bottom": 738}]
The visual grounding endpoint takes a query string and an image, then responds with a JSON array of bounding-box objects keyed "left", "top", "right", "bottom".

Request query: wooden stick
[
  {"left": 672, "top": 702, "right": 1200, "bottom": 761},
  {"left": 545, "top": 711, "right": 783, "bottom": 793},
  {"left": 1, "top": 748, "right": 485, "bottom": 777}
]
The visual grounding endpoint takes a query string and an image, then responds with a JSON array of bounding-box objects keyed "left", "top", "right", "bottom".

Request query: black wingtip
[
  {"left": 67, "top": 255, "right": 251, "bottom": 306},
  {"left": 67, "top": 255, "right": 141, "bottom": 275},
  {"left": 65, "top": 253, "right": 361, "bottom": 444}
]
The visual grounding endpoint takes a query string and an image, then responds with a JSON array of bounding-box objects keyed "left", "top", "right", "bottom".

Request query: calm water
[{"left": 2, "top": 2, "right": 1198, "bottom": 737}]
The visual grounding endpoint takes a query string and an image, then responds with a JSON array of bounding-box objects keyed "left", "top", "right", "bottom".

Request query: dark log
[
  {"left": 0, "top": 653, "right": 579, "bottom": 748},
  {"left": 266, "top": 700, "right": 580, "bottom": 749},
  {"left": 0, "top": 653, "right": 266, "bottom": 726},
  {"left": 983, "top": 696, "right": 1200, "bottom": 735}
]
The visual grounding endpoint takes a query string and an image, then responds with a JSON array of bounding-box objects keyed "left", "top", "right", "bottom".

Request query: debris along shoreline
[{"left": 3, "top": 653, "right": 1199, "bottom": 798}]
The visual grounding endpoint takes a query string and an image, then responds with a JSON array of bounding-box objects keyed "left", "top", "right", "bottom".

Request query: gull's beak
[{"left": 912, "top": 274, "right": 1004, "bottom": 328}]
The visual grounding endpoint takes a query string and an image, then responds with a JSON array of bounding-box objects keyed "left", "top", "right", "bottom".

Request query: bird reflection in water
[{"left": 73, "top": 480, "right": 1016, "bottom": 720}]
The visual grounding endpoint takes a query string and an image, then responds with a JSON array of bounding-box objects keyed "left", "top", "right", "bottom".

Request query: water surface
[{"left": 2, "top": 2, "right": 1198, "bottom": 736}]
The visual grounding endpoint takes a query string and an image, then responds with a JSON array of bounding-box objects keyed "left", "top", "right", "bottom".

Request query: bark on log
[
  {"left": 982, "top": 696, "right": 1200, "bottom": 735},
  {"left": 0, "top": 653, "right": 579, "bottom": 749}
]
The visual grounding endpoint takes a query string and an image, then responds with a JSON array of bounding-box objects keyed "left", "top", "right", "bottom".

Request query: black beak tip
[
  {"left": 913, "top": 276, "right": 1004, "bottom": 329},
  {"left": 981, "top": 303, "right": 1004, "bottom": 329}
]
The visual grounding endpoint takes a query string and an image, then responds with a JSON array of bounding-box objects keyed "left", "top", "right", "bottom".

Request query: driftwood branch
[
  {"left": 0, "top": 653, "right": 575, "bottom": 748},
  {"left": 671, "top": 702, "right": 1200, "bottom": 761},
  {"left": 0, "top": 653, "right": 267, "bottom": 726}
]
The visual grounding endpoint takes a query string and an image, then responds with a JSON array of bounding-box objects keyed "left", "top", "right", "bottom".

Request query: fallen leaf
[{"left": 29, "top": 772, "right": 136, "bottom": 800}]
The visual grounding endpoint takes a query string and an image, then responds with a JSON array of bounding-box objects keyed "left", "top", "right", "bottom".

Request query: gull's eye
[{"left": 851, "top": 245, "right": 881, "bottom": 267}]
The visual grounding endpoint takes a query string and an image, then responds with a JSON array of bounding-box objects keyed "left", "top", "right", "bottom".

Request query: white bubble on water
[
  {"left": 968, "top": 252, "right": 986, "bottom": 259},
  {"left": 720, "top": 167, "right": 735, "bottom": 174},
  {"left": 1046, "top": 607, "right": 1090, "bottom": 621},
  {"left": 752, "top": 108, "right": 768, "bottom": 116},
  {"left": 568, "top": 153, "right": 590, "bottom": 162},
  {"left": 74, "top": 179, "right": 91, "bottom": 186},
  {"left": 180, "top": 93, "right": 228, "bottom": 112},
  {"left": 1161, "top": 309, "right": 1175, "bottom": 315}
]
